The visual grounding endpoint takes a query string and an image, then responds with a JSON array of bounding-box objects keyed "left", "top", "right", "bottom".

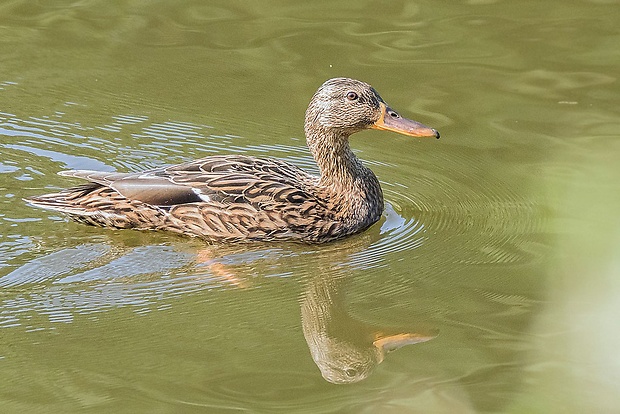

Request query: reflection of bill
[{"left": 301, "top": 273, "right": 437, "bottom": 384}]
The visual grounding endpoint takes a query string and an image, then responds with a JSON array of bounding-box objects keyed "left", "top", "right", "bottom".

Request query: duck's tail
[
  {"left": 25, "top": 180, "right": 174, "bottom": 231},
  {"left": 24, "top": 183, "right": 141, "bottom": 229},
  {"left": 24, "top": 183, "right": 101, "bottom": 215}
]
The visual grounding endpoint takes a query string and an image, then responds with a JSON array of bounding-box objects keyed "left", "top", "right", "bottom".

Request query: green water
[{"left": 1, "top": 1, "right": 620, "bottom": 412}]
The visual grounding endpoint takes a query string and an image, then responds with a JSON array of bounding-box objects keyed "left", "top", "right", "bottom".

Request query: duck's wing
[
  {"left": 58, "top": 155, "right": 321, "bottom": 209},
  {"left": 27, "top": 155, "right": 347, "bottom": 242},
  {"left": 57, "top": 169, "right": 203, "bottom": 207}
]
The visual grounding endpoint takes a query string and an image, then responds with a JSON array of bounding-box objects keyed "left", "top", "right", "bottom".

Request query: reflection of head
[
  {"left": 306, "top": 329, "right": 436, "bottom": 384},
  {"left": 301, "top": 274, "right": 436, "bottom": 384},
  {"left": 305, "top": 333, "right": 383, "bottom": 384}
]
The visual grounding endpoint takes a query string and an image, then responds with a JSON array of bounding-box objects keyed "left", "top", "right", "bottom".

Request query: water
[{"left": 1, "top": 0, "right": 620, "bottom": 412}]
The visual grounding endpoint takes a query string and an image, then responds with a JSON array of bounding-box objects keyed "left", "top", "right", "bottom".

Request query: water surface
[{"left": 1, "top": 0, "right": 619, "bottom": 412}]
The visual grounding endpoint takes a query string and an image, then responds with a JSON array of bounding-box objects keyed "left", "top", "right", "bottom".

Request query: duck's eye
[
  {"left": 345, "top": 368, "right": 358, "bottom": 378},
  {"left": 388, "top": 110, "right": 400, "bottom": 118},
  {"left": 346, "top": 91, "right": 359, "bottom": 101}
]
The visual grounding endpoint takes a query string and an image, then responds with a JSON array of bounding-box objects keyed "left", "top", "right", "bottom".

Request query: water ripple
[{"left": 0, "top": 244, "right": 110, "bottom": 288}]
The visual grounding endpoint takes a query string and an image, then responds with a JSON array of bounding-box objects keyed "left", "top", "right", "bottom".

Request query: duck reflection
[
  {"left": 301, "top": 271, "right": 436, "bottom": 384},
  {"left": 2, "top": 225, "right": 436, "bottom": 384}
]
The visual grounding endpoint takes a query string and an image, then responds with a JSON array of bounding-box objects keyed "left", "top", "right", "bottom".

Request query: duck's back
[{"left": 25, "top": 155, "right": 370, "bottom": 243}]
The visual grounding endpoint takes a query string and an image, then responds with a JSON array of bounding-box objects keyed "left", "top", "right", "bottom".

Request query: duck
[{"left": 25, "top": 78, "right": 439, "bottom": 243}]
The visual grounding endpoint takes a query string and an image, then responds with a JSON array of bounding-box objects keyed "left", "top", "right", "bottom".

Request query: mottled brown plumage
[{"left": 26, "top": 78, "right": 439, "bottom": 243}]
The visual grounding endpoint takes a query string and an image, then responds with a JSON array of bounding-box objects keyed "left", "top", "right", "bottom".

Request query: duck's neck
[
  {"left": 307, "top": 129, "right": 361, "bottom": 187},
  {"left": 305, "top": 127, "right": 384, "bottom": 220}
]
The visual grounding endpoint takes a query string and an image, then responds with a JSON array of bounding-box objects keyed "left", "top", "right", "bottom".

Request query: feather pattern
[{"left": 25, "top": 78, "right": 439, "bottom": 243}]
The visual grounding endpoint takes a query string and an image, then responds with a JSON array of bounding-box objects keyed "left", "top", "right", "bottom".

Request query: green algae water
[{"left": 1, "top": 1, "right": 620, "bottom": 412}]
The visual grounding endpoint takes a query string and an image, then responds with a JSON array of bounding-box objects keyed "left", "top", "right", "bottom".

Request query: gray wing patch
[
  {"left": 58, "top": 170, "right": 204, "bottom": 206},
  {"left": 110, "top": 178, "right": 204, "bottom": 206}
]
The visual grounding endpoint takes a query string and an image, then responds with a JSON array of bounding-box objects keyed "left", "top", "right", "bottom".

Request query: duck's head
[{"left": 305, "top": 77, "right": 439, "bottom": 140}]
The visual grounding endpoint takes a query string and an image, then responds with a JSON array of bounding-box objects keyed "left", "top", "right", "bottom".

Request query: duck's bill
[
  {"left": 371, "top": 102, "right": 440, "bottom": 138},
  {"left": 373, "top": 332, "right": 437, "bottom": 362}
]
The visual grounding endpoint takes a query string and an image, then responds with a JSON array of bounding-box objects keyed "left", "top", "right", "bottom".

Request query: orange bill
[
  {"left": 373, "top": 331, "right": 437, "bottom": 362},
  {"left": 371, "top": 102, "right": 440, "bottom": 138}
]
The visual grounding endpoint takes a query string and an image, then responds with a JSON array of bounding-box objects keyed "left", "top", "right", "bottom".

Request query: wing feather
[{"left": 32, "top": 154, "right": 343, "bottom": 242}]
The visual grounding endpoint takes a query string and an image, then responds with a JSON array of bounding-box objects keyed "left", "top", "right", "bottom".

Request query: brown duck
[{"left": 26, "top": 78, "right": 439, "bottom": 243}]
